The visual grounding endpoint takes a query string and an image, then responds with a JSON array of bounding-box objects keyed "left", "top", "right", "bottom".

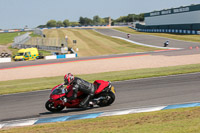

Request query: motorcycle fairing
[{"left": 94, "top": 80, "right": 109, "bottom": 94}]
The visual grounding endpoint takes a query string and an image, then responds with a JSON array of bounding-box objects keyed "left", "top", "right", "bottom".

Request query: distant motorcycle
[{"left": 45, "top": 80, "right": 116, "bottom": 112}]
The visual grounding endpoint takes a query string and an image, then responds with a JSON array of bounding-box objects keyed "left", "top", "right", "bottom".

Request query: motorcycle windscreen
[{"left": 52, "top": 88, "right": 63, "bottom": 95}]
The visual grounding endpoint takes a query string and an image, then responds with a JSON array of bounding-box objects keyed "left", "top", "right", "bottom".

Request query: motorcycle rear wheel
[
  {"left": 45, "top": 100, "right": 65, "bottom": 112},
  {"left": 97, "top": 92, "right": 115, "bottom": 107}
]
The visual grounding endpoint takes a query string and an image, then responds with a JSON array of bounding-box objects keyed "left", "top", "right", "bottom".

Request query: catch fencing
[
  {"left": 34, "top": 28, "right": 43, "bottom": 36},
  {"left": 12, "top": 32, "right": 67, "bottom": 51},
  {"left": 13, "top": 32, "right": 31, "bottom": 45},
  {"left": 25, "top": 37, "right": 67, "bottom": 47},
  {"left": 12, "top": 44, "right": 62, "bottom": 51}
]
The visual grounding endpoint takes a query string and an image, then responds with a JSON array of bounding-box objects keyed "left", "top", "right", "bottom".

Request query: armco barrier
[
  {"left": 0, "top": 54, "right": 77, "bottom": 62},
  {"left": 0, "top": 57, "right": 12, "bottom": 63},
  {"left": 45, "top": 55, "right": 57, "bottom": 60}
]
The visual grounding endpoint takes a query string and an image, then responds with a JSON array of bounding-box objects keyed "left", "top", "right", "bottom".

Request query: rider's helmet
[{"left": 64, "top": 73, "right": 74, "bottom": 85}]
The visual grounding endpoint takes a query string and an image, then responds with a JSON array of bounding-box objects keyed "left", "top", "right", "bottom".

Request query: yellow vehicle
[{"left": 14, "top": 48, "right": 39, "bottom": 61}]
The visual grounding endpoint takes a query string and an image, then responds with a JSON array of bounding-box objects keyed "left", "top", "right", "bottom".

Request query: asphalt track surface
[
  {"left": 1, "top": 29, "right": 200, "bottom": 122},
  {"left": 95, "top": 29, "right": 200, "bottom": 49},
  {"left": 1, "top": 73, "right": 200, "bottom": 122}
]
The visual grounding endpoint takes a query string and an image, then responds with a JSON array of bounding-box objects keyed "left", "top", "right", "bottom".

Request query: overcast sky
[{"left": 0, "top": 0, "right": 199, "bottom": 29}]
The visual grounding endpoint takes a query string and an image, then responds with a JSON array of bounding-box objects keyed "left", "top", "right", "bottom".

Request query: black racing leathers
[{"left": 67, "top": 77, "right": 95, "bottom": 108}]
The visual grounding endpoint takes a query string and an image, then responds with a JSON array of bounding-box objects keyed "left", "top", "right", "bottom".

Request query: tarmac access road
[{"left": 1, "top": 72, "right": 200, "bottom": 122}]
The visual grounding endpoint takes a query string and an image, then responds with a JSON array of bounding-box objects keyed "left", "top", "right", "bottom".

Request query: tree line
[{"left": 37, "top": 13, "right": 144, "bottom": 28}]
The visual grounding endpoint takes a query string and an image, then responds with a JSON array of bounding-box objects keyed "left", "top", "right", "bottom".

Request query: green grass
[
  {"left": 0, "top": 32, "right": 27, "bottom": 45},
  {"left": 0, "top": 31, "right": 40, "bottom": 46},
  {"left": 1, "top": 63, "right": 200, "bottom": 95},
  {"left": 38, "top": 50, "right": 52, "bottom": 56},
  {"left": 114, "top": 27, "right": 200, "bottom": 43},
  {"left": 42, "top": 29, "right": 160, "bottom": 57},
  {"left": 29, "top": 32, "right": 41, "bottom": 37},
  {"left": 8, "top": 46, "right": 19, "bottom": 57},
  {"left": 4, "top": 32, "right": 51, "bottom": 57},
  {"left": 1, "top": 106, "right": 200, "bottom": 133}
]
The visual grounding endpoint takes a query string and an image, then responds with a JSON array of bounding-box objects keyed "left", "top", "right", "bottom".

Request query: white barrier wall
[
  {"left": 0, "top": 54, "right": 77, "bottom": 62},
  {"left": 0, "top": 58, "right": 12, "bottom": 63},
  {"left": 45, "top": 55, "right": 57, "bottom": 60},
  {"left": 66, "top": 54, "right": 76, "bottom": 58},
  {"left": 45, "top": 54, "right": 77, "bottom": 60}
]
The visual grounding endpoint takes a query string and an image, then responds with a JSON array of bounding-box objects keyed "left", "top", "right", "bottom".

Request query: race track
[
  {"left": 1, "top": 73, "right": 200, "bottom": 122},
  {"left": 95, "top": 29, "right": 200, "bottom": 49},
  {"left": 1, "top": 28, "right": 200, "bottom": 123},
  {"left": 1, "top": 28, "right": 200, "bottom": 70}
]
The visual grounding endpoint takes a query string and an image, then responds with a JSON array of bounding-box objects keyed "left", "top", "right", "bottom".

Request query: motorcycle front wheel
[{"left": 45, "top": 100, "right": 65, "bottom": 113}]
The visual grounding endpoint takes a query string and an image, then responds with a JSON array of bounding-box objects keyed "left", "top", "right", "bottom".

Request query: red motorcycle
[{"left": 45, "top": 80, "right": 116, "bottom": 112}]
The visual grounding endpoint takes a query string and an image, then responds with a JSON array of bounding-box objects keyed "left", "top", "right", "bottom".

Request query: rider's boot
[
  {"left": 79, "top": 94, "right": 92, "bottom": 108},
  {"left": 79, "top": 85, "right": 95, "bottom": 108}
]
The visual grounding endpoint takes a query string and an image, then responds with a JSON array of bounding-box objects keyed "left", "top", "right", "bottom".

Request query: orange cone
[
  {"left": 189, "top": 47, "right": 193, "bottom": 49},
  {"left": 196, "top": 46, "right": 199, "bottom": 50}
]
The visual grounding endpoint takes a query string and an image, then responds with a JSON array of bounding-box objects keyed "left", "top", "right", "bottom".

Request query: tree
[
  {"left": 102, "top": 17, "right": 110, "bottom": 25},
  {"left": 93, "top": 15, "right": 101, "bottom": 25},
  {"left": 138, "top": 13, "right": 144, "bottom": 21},
  {"left": 79, "top": 17, "right": 93, "bottom": 25},
  {"left": 115, "top": 16, "right": 127, "bottom": 22},
  {"left": 127, "top": 14, "right": 136, "bottom": 22},
  {"left": 100, "top": 18, "right": 105, "bottom": 25},
  {"left": 46, "top": 20, "right": 57, "bottom": 27},
  {"left": 63, "top": 19, "right": 70, "bottom": 27},
  {"left": 85, "top": 17, "right": 93, "bottom": 25},
  {"left": 56, "top": 21, "right": 64, "bottom": 27},
  {"left": 37, "top": 25, "right": 46, "bottom": 28},
  {"left": 38, "top": 13, "right": 144, "bottom": 28},
  {"left": 79, "top": 17, "right": 85, "bottom": 25},
  {"left": 70, "top": 22, "right": 80, "bottom": 26},
  {"left": 114, "top": 13, "right": 144, "bottom": 23}
]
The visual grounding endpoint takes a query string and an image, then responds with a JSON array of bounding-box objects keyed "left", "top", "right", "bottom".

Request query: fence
[
  {"left": 34, "top": 28, "right": 43, "bottom": 36},
  {"left": 25, "top": 37, "right": 67, "bottom": 47},
  {"left": 12, "top": 32, "right": 31, "bottom": 48},
  {"left": 12, "top": 44, "right": 62, "bottom": 51},
  {"left": 14, "top": 32, "right": 30, "bottom": 44},
  {"left": 12, "top": 32, "right": 67, "bottom": 51}
]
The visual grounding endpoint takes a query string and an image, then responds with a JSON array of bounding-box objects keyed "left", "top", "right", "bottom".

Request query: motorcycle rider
[{"left": 64, "top": 73, "right": 95, "bottom": 108}]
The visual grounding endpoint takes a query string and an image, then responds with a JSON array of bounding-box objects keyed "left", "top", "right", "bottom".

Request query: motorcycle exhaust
[{"left": 92, "top": 96, "right": 110, "bottom": 104}]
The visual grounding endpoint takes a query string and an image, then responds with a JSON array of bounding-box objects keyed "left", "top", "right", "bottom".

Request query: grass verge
[
  {"left": 0, "top": 32, "right": 27, "bottom": 45},
  {"left": 1, "top": 63, "right": 200, "bottom": 95},
  {"left": 42, "top": 29, "right": 160, "bottom": 57},
  {"left": 114, "top": 27, "right": 200, "bottom": 43},
  {"left": 1, "top": 107, "right": 200, "bottom": 133}
]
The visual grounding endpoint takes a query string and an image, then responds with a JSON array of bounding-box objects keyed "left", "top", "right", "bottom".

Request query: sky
[{"left": 0, "top": 0, "right": 199, "bottom": 29}]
